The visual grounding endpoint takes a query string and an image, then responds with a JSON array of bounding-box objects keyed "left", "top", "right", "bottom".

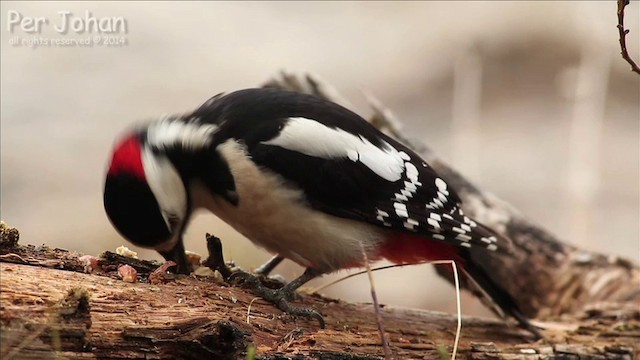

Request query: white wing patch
[
  {"left": 147, "top": 116, "right": 218, "bottom": 151},
  {"left": 262, "top": 117, "right": 405, "bottom": 182}
]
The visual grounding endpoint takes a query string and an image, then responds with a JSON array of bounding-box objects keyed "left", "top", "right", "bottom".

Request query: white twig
[
  {"left": 246, "top": 297, "right": 261, "bottom": 325},
  {"left": 444, "top": 260, "right": 462, "bottom": 360},
  {"left": 359, "top": 244, "right": 392, "bottom": 360}
]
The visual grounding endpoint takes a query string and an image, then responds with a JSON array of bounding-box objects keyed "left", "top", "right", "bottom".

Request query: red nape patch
[
  {"left": 107, "top": 135, "right": 145, "bottom": 179},
  {"left": 378, "top": 233, "right": 464, "bottom": 265}
]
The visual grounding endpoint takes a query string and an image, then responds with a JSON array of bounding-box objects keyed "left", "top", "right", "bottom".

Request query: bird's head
[
  {"left": 103, "top": 117, "right": 237, "bottom": 252},
  {"left": 103, "top": 129, "right": 188, "bottom": 251}
]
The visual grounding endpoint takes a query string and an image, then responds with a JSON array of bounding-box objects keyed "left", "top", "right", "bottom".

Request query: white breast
[{"left": 191, "top": 139, "right": 387, "bottom": 272}]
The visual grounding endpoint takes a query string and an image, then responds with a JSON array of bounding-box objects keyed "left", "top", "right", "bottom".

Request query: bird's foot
[
  {"left": 229, "top": 270, "right": 325, "bottom": 328},
  {"left": 201, "top": 234, "right": 324, "bottom": 327}
]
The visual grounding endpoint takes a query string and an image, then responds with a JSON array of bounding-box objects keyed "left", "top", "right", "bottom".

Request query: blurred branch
[{"left": 617, "top": 0, "right": 640, "bottom": 75}]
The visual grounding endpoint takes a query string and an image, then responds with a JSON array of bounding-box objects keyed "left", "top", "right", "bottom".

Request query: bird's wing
[{"left": 247, "top": 116, "right": 503, "bottom": 253}]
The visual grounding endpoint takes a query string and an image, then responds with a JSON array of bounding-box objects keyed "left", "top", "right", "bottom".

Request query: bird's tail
[
  {"left": 382, "top": 231, "right": 542, "bottom": 337},
  {"left": 454, "top": 251, "right": 542, "bottom": 338}
]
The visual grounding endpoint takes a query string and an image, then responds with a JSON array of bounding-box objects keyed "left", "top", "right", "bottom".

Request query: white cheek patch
[
  {"left": 262, "top": 117, "right": 405, "bottom": 182},
  {"left": 142, "top": 146, "right": 187, "bottom": 230}
]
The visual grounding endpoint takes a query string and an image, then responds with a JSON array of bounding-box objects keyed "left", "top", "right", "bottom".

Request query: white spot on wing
[
  {"left": 405, "top": 163, "right": 418, "bottom": 178},
  {"left": 404, "top": 181, "right": 417, "bottom": 192},
  {"left": 452, "top": 227, "right": 466, "bottom": 234},
  {"left": 456, "top": 234, "right": 472, "bottom": 242},
  {"left": 427, "top": 218, "right": 441, "bottom": 229},
  {"left": 393, "top": 203, "right": 406, "bottom": 210},
  {"left": 404, "top": 221, "right": 417, "bottom": 231},
  {"left": 376, "top": 209, "right": 389, "bottom": 223},
  {"left": 394, "top": 202, "right": 409, "bottom": 217},
  {"left": 481, "top": 236, "right": 497, "bottom": 243},
  {"left": 435, "top": 178, "right": 447, "bottom": 191}
]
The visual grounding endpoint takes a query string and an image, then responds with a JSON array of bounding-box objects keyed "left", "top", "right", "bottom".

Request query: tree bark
[
  {"left": 1, "top": 243, "right": 638, "bottom": 360},
  {"left": 2, "top": 73, "right": 639, "bottom": 359}
]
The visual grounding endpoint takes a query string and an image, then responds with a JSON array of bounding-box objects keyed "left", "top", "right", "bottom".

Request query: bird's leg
[
  {"left": 158, "top": 237, "right": 192, "bottom": 274},
  {"left": 254, "top": 255, "right": 284, "bottom": 276},
  {"left": 230, "top": 267, "right": 325, "bottom": 328}
]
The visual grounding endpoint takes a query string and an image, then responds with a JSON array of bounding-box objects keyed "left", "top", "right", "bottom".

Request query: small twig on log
[
  {"left": 617, "top": 0, "right": 640, "bottom": 74},
  {"left": 203, "top": 233, "right": 232, "bottom": 279}
]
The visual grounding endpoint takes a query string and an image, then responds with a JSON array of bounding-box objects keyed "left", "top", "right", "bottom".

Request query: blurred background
[{"left": 1, "top": 2, "right": 638, "bottom": 319}]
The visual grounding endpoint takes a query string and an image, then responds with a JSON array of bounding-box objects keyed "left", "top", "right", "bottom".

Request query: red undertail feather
[{"left": 378, "top": 233, "right": 464, "bottom": 264}]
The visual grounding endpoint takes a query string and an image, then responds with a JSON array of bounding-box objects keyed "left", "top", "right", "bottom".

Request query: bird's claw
[
  {"left": 274, "top": 297, "right": 325, "bottom": 328},
  {"left": 228, "top": 270, "right": 324, "bottom": 328}
]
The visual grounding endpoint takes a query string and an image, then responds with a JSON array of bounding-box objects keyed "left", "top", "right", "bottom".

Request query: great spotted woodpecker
[{"left": 104, "top": 88, "right": 538, "bottom": 334}]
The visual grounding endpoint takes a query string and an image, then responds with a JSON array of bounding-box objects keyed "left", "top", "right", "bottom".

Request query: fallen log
[{"left": 1, "top": 236, "right": 637, "bottom": 359}]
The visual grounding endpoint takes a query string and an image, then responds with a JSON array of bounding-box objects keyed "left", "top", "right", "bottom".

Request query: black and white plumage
[
  {"left": 104, "top": 88, "right": 536, "bottom": 334},
  {"left": 192, "top": 89, "right": 500, "bottom": 254}
]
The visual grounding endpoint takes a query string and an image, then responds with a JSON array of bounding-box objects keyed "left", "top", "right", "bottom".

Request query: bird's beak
[
  {"left": 223, "top": 190, "right": 239, "bottom": 206},
  {"left": 158, "top": 238, "right": 192, "bottom": 274}
]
